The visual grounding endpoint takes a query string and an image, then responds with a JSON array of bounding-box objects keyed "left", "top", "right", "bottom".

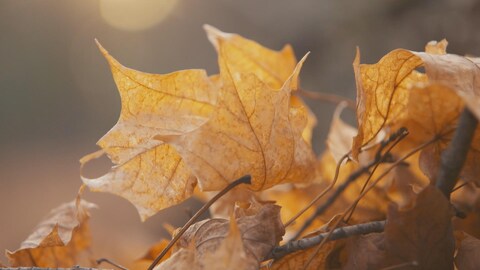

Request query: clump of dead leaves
[{"left": 3, "top": 26, "right": 480, "bottom": 270}]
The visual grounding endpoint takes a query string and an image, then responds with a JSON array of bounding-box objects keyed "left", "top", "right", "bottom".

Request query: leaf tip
[
  {"left": 425, "top": 39, "right": 449, "bottom": 55},
  {"left": 353, "top": 46, "right": 361, "bottom": 65},
  {"left": 203, "top": 24, "right": 232, "bottom": 51},
  {"left": 94, "top": 39, "right": 108, "bottom": 55},
  {"left": 94, "top": 39, "right": 119, "bottom": 67}
]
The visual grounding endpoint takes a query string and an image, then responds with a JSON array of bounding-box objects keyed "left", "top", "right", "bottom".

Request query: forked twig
[
  {"left": 344, "top": 129, "right": 407, "bottom": 222},
  {"left": 147, "top": 175, "right": 252, "bottom": 270},
  {"left": 284, "top": 152, "right": 350, "bottom": 228},
  {"left": 291, "top": 128, "right": 408, "bottom": 240},
  {"left": 300, "top": 137, "right": 436, "bottom": 269}
]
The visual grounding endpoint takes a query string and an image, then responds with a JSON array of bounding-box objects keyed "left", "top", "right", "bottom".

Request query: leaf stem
[
  {"left": 96, "top": 258, "right": 127, "bottom": 270},
  {"left": 435, "top": 108, "right": 478, "bottom": 199},
  {"left": 147, "top": 175, "right": 252, "bottom": 270}
]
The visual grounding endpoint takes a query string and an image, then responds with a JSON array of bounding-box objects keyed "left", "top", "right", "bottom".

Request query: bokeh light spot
[{"left": 99, "top": 0, "right": 178, "bottom": 31}]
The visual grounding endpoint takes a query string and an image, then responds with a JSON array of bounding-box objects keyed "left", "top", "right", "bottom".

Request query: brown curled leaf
[
  {"left": 6, "top": 188, "right": 97, "bottom": 267},
  {"left": 157, "top": 202, "right": 284, "bottom": 269}
]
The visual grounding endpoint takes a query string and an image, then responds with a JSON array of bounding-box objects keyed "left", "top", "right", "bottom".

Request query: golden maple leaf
[
  {"left": 81, "top": 26, "right": 317, "bottom": 221},
  {"left": 352, "top": 48, "right": 426, "bottom": 158},
  {"left": 352, "top": 40, "right": 480, "bottom": 186},
  {"left": 204, "top": 25, "right": 317, "bottom": 144},
  {"left": 80, "top": 42, "right": 214, "bottom": 221},
  {"left": 164, "top": 46, "right": 316, "bottom": 191}
]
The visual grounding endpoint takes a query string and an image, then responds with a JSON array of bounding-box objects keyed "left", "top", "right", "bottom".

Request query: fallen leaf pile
[{"left": 4, "top": 26, "right": 480, "bottom": 269}]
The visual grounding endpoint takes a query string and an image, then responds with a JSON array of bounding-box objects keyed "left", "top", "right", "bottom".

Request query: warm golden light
[{"left": 99, "top": 0, "right": 178, "bottom": 31}]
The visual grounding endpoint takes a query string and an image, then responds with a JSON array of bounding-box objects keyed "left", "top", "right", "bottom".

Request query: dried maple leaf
[
  {"left": 82, "top": 26, "right": 317, "bottom": 220},
  {"left": 383, "top": 185, "right": 455, "bottom": 269},
  {"left": 352, "top": 40, "right": 480, "bottom": 158},
  {"left": 402, "top": 84, "right": 462, "bottom": 147},
  {"left": 154, "top": 244, "right": 198, "bottom": 270},
  {"left": 454, "top": 231, "right": 480, "bottom": 270},
  {"left": 81, "top": 42, "right": 215, "bottom": 220},
  {"left": 352, "top": 48, "right": 426, "bottom": 158},
  {"left": 353, "top": 41, "right": 480, "bottom": 186},
  {"left": 204, "top": 25, "right": 317, "bottom": 145},
  {"left": 202, "top": 218, "right": 253, "bottom": 270},
  {"left": 412, "top": 40, "right": 480, "bottom": 121},
  {"left": 165, "top": 43, "right": 316, "bottom": 191},
  {"left": 398, "top": 84, "right": 480, "bottom": 185},
  {"left": 6, "top": 188, "right": 97, "bottom": 267},
  {"left": 204, "top": 25, "right": 296, "bottom": 89},
  {"left": 157, "top": 202, "right": 284, "bottom": 269}
]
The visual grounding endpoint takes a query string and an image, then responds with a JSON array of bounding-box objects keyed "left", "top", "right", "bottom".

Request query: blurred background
[{"left": 1, "top": 0, "right": 480, "bottom": 265}]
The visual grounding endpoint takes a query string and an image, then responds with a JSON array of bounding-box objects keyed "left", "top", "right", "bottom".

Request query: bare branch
[
  {"left": 436, "top": 108, "right": 478, "bottom": 199},
  {"left": 267, "top": 220, "right": 385, "bottom": 260}
]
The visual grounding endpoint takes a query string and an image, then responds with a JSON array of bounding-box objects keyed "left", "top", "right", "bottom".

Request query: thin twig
[
  {"left": 297, "top": 89, "right": 356, "bottom": 109},
  {"left": 96, "top": 258, "right": 127, "bottom": 270},
  {"left": 291, "top": 128, "right": 408, "bottom": 240},
  {"left": 147, "top": 175, "right": 252, "bottom": 270},
  {"left": 301, "top": 137, "right": 435, "bottom": 269},
  {"left": 284, "top": 152, "right": 350, "bottom": 228},
  {"left": 452, "top": 181, "right": 469, "bottom": 193},
  {"left": 268, "top": 220, "right": 385, "bottom": 260},
  {"left": 345, "top": 130, "right": 407, "bottom": 222},
  {"left": 436, "top": 108, "right": 478, "bottom": 199}
]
